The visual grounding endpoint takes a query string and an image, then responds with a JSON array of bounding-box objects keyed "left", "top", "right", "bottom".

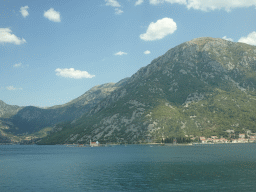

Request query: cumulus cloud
[
  {"left": 20, "top": 6, "right": 29, "bottom": 18},
  {"left": 149, "top": 0, "right": 256, "bottom": 12},
  {"left": 105, "top": 0, "right": 121, "bottom": 7},
  {"left": 238, "top": 31, "right": 256, "bottom": 46},
  {"left": 44, "top": 8, "right": 61, "bottom": 22},
  {"left": 140, "top": 17, "right": 177, "bottom": 41},
  {"left": 149, "top": 0, "right": 186, "bottom": 5},
  {"left": 186, "top": 0, "right": 256, "bottom": 12},
  {"left": 55, "top": 68, "right": 95, "bottom": 79},
  {"left": 135, "top": 0, "right": 144, "bottom": 6},
  {"left": 0, "top": 28, "right": 26, "bottom": 45},
  {"left": 115, "top": 8, "right": 123, "bottom": 14},
  {"left": 144, "top": 50, "right": 151, "bottom": 54},
  {"left": 6, "top": 86, "right": 23, "bottom": 91},
  {"left": 222, "top": 36, "right": 233, "bottom": 42},
  {"left": 114, "top": 51, "right": 127, "bottom": 56},
  {"left": 13, "top": 63, "right": 22, "bottom": 68},
  {"left": 105, "top": 0, "right": 123, "bottom": 15}
]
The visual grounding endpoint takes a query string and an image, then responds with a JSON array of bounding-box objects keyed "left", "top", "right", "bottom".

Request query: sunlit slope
[
  {"left": 0, "top": 100, "right": 23, "bottom": 118},
  {"left": 39, "top": 37, "right": 256, "bottom": 144}
]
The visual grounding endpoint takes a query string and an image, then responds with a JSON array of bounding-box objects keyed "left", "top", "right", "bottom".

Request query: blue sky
[{"left": 1, "top": 0, "right": 256, "bottom": 107}]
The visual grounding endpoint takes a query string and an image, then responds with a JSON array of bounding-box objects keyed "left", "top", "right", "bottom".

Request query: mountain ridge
[
  {"left": 39, "top": 37, "right": 256, "bottom": 144},
  {"left": 1, "top": 37, "right": 256, "bottom": 144},
  {"left": 0, "top": 80, "right": 128, "bottom": 143},
  {"left": 0, "top": 100, "right": 24, "bottom": 118}
]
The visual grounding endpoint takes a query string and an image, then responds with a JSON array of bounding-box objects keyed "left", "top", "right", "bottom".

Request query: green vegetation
[{"left": 10, "top": 37, "right": 256, "bottom": 144}]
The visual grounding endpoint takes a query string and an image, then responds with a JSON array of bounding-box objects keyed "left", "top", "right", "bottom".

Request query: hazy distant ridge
[{"left": 0, "top": 80, "right": 128, "bottom": 142}]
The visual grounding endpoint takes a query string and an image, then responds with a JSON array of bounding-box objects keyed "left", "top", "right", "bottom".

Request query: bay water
[{"left": 1, "top": 144, "right": 256, "bottom": 191}]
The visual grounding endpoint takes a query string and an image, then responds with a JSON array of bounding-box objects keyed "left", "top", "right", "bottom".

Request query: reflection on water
[{"left": 0, "top": 144, "right": 256, "bottom": 191}]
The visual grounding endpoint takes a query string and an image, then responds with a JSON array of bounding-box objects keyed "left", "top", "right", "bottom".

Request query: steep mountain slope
[
  {"left": 40, "top": 37, "right": 256, "bottom": 144},
  {"left": 0, "top": 80, "right": 128, "bottom": 141},
  {"left": 0, "top": 100, "right": 23, "bottom": 118},
  {"left": 0, "top": 100, "right": 24, "bottom": 143}
]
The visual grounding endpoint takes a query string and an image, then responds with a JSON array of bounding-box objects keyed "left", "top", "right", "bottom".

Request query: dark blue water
[{"left": 1, "top": 144, "right": 256, "bottom": 192}]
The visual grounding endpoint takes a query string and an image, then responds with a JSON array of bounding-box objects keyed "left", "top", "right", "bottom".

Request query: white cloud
[
  {"left": 149, "top": 0, "right": 186, "bottom": 5},
  {"left": 222, "top": 36, "right": 233, "bottom": 42},
  {"left": 6, "top": 86, "right": 23, "bottom": 91},
  {"left": 13, "top": 63, "right": 22, "bottom": 68},
  {"left": 114, "top": 51, "right": 127, "bottom": 55},
  {"left": 105, "top": 0, "right": 121, "bottom": 7},
  {"left": 115, "top": 8, "right": 123, "bottom": 14},
  {"left": 238, "top": 31, "right": 256, "bottom": 46},
  {"left": 55, "top": 68, "right": 95, "bottom": 79},
  {"left": 105, "top": 0, "right": 123, "bottom": 14},
  {"left": 186, "top": 0, "right": 256, "bottom": 12},
  {"left": 44, "top": 8, "right": 61, "bottom": 22},
  {"left": 187, "top": 0, "right": 256, "bottom": 12},
  {"left": 144, "top": 50, "right": 151, "bottom": 54},
  {"left": 149, "top": 0, "right": 256, "bottom": 12},
  {"left": 135, "top": 0, "right": 144, "bottom": 6},
  {"left": 20, "top": 6, "right": 29, "bottom": 18},
  {"left": 140, "top": 17, "right": 177, "bottom": 41},
  {"left": 0, "top": 28, "right": 26, "bottom": 45}
]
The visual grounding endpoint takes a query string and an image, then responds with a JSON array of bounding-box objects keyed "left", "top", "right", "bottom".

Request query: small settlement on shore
[
  {"left": 62, "top": 129, "right": 256, "bottom": 146},
  {"left": 189, "top": 130, "right": 256, "bottom": 144},
  {"left": 66, "top": 139, "right": 101, "bottom": 147}
]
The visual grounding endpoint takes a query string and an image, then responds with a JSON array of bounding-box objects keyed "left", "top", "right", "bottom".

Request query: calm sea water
[{"left": 0, "top": 144, "right": 256, "bottom": 192}]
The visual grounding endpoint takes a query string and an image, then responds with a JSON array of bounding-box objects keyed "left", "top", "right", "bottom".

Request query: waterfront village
[
  {"left": 2, "top": 129, "right": 256, "bottom": 145},
  {"left": 186, "top": 129, "right": 256, "bottom": 144},
  {"left": 67, "top": 129, "right": 256, "bottom": 147}
]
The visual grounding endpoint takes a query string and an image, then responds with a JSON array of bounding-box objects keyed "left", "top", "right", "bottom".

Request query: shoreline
[{"left": 1, "top": 141, "right": 256, "bottom": 146}]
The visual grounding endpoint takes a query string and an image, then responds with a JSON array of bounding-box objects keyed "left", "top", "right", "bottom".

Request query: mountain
[
  {"left": 0, "top": 100, "right": 24, "bottom": 118},
  {"left": 0, "top": 80, "right": 128, "bottom": 143},
  {"left": 39, "top": 37, "right": 256, "bottom": 144}
]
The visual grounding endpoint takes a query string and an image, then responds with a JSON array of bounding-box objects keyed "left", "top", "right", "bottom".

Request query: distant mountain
[
  {"left": 0, "top": 80, "right": 128, "bottom": 142},
  {"left": 40, "top": 37, "right": 256, "bottom": 144},
  {"left": 0, "top": 100, "right": 23, "bottom": 118}
]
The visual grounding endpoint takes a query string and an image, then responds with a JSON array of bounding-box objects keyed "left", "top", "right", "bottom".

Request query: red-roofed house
[
  {"left": 207, "top": 138, "right": 212, "bottom": 142},
  {"left": 90, "top": 140, "right": 99, "bottom": 147}
]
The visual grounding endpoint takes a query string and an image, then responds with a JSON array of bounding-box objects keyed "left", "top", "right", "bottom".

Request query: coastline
[{"left": 1, "top": 141, "right": 256, "bottom": 146}]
